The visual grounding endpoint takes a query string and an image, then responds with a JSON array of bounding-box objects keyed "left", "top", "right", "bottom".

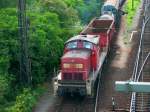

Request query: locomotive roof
[
  {"left": 62, "top": 50, "right": 91, "bottom": 59},
  {"left": 65, "top": 35, "right": 99, "bottom": 45}
]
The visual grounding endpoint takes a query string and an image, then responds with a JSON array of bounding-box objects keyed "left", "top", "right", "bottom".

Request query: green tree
[
  {"left": 38, "top": 0, "right": 81, "bottom": 40},
  {"left": 63, "top": 0, "right": 84, "bottom": 7},
  {"left": 28, "top": 12, "right": 63, "bottom": 84},
  {"left": 0, "top": 7, "right": 64, "bottom": 85},
  {"left": 0, "top": 0, "right": 17, "bottom": 8},
  {"left": 0, "top": 8, "right": 19, "bottom": 111},
  {"left": 39, "top": 0, "right": 79, "bottom": 27}
]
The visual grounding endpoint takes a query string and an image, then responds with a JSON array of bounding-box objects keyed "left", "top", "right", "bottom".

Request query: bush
[
  {"left": 0, "top": 75, "right": 14, "bottom": 112},
  {"left": 125, "top": 0, "right": 141, "bottom": 26},
  {"left": 0, "top": 75, "right": 10, "bottom": 104},
  {"left": 7, "top": 88, "right": 45, "bottom": 112}
]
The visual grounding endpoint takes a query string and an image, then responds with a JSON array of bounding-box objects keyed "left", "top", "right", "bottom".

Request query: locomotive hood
[
  {"left": 61, "top": 50, "right": 91, "bottom": 72},
  {"left": 62, "top": 50, "right": 91, "bottom": 60}
]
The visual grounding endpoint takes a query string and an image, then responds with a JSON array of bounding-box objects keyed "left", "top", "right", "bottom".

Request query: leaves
[
  {"left": 0, "top": 75, "right": 10, "bottom": 103},
  {"left": 64, "top": 0, "right": 101, "bottom": 24},
  {"left": 40, "top": 0, "right": 79, "bottom": 27},
  {"left": 8, "top": 88, "right": 45, "bottom": 112},
  {"left": 125, "top": 0, "right": 141, "bottom": 26},
  {"left": 0, "top": 0, "right": 103, "bottom": 111},
  {"left": 0, "top": 0, "right": 17, "bottom": 8}
]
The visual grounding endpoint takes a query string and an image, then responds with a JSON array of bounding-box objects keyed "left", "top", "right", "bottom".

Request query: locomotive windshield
[
  {"left": 66, "top": 41, "right": 77, "bottom": 49},
  {"left": 83, "top": 42, "right": 93, "bottom": 49}
]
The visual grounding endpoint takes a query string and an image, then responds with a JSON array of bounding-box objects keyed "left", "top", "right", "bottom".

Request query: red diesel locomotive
[{"left": 53, "top": 0, "right": 126, "bottom": 96}]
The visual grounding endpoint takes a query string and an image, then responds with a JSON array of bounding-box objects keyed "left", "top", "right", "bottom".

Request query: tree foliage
[
  {"left": 0, "top": 0, "right": 17, "bottom": 8},
  {"left": 28, "top": 11, "right": 64, "bottom": 84},
  {"left": 64, "top": 0, "right": 101, "bottom": 24},
  {"left": 7, "top": 88, "right": 45, "bottom": 112},
  {"left": 39, "top": 0, "right": 79, "bottom": 27},
  {"left": 0, "top": 0, "right": 103, "bottom": 111}
]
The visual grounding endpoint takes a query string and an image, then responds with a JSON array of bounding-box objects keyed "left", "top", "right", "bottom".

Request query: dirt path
[{"left": 33, "top": 82, "right": 57, "bottom": 112}]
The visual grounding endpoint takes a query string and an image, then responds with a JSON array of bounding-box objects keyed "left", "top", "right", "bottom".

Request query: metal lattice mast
[{"left": 18, "top": 0, "right": 30, "bottom": 86}]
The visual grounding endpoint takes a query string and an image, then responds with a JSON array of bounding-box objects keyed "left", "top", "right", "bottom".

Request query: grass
[
  {"left": 125, "top": 0, "right": 141, "bottom": 26},
  {"left": 122, "top": 0, "right": 141, "bottom": 44}
]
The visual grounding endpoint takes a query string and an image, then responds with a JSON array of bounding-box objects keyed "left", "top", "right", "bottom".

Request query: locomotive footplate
[{"left": 56, "top": 81, "right": 86, "bottom": 96}]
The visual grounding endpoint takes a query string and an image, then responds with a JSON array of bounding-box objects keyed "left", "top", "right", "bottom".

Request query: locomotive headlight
[
  {"left": 75, "top": 64, "right": 83, "bottom": 69},
  {"left": 63, "top": 63, "right": 83, "bottom": 69},
  {"left": 63, "top": 63, "right": 70, "bottom": 68}
]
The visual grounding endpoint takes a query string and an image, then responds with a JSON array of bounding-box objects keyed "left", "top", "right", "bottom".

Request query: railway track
[
  {"left": 96, "top": 9, "right": 131, "bottom": 112},
  {"left": 130, "top": 0, "right": 150, "bottom": 111},
  {"left": 50, "top": 87, "right": 97, "bottom": 112},
  {"left": 51, "top": 70, "right": 102, "bottom": 112}
]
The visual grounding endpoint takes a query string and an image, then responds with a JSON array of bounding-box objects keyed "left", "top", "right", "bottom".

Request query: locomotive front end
[{"left": 53, "top": 50, "right": 91, "bottom": 96}]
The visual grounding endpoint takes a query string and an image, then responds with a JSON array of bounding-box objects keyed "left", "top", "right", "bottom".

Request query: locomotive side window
[
  {"left": 66, "top": 41, "right": 77, "bottom": 49},
  {"left": 83, "top": 42, "right": 93, "bottom": 49}
]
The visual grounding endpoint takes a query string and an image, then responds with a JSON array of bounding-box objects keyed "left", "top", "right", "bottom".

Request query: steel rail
[
  {"left": 131, "top": 1, "right": 150, "bottom": 81},
  {"left": 134, "top": 16, "right": 150, "bottom": 81},
  {"left": 130, "top": 52, "right": 150, "bottom": 112},
  {"left": 136, "top": 16, "right": 150, "bottom": 79},
  {"left": 130, "top": 92, "right": 136, "bottom": 112},
  {"left": 131, "top": 17, "right": 145, "bottom": 81},
  {"left": 130, "top": 1, "right": 150, "bottom": 111},
  {"left": 130, "top": 18, "right": 150, "bottom": 112},
  {"left": 94, "top": 69, "right": 102, "bottom": 112},
  {"left": 137, "top": 52, "right": 150, "bottom": 81}
]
